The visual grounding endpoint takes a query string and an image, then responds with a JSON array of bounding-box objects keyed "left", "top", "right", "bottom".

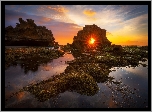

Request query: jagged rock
[
  {"left": 19, "top": 18, "right": 26, "bottom": 24},
  {"left": 72, "top": 24, "right": 111, "bottom": 51},
  {"left": 5, "top": 18, "right": 58, "bottom": 46}
]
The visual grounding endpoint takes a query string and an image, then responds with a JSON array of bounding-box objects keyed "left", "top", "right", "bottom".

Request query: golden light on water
[{"left": 89, "top": 37, "right": 95, "bottom": 44}]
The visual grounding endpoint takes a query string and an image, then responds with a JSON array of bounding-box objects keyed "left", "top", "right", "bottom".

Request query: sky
[{"left": 5, "top": 5, "right": 148, "bottom": 46}]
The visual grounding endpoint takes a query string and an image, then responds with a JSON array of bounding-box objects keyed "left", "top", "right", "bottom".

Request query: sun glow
[{"left": 89, "top": 37, "right": 95, "bottom": 44}]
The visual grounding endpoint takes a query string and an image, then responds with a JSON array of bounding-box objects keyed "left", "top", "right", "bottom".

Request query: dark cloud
[
  {"left": 5, "top": 5, "right": 72, "bottom": 23},
  {"left": 119, "top": 5, "right": 148, "bottom": 21},
  {"left": 5, "top": 9, "right": 53, "bottom": 27},
  {"left": 5, "top": 9, "right": 82, "bottom": 30}
]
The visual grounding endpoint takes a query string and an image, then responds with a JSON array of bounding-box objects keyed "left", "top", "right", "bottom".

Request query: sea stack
[{"left": 72, "top": 24, "right": 111, "bottom": 51}]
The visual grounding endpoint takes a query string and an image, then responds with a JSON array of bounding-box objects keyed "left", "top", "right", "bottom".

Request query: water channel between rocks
[{"left": 5, "top": 50, "right": 148, "bottom": 108}]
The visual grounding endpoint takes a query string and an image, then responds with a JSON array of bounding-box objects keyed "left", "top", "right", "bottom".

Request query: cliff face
[
  {"left": 72, "top": 24, "right": 111, "bottom": 51},
  {"left": 5, "top": 18, "right": 58, "bottom": 47}
]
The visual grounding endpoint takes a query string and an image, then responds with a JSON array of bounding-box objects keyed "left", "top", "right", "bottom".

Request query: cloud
[
  {"left": 122, "top": 13, "right": 147, "bottom": 31},
  {"left": 83, "top": 9, "right": 96, "bottom": 16},
  {"left": 105, "top": 10, "right": 148, "bottom": 46},
  {"left": 111, "top": 13, "right": 148, "bottom": 37},
  {"left": 47, "top": 5, "right": 68, "bottom": 13},
  {"left": 36, "top": 5, "right": 68, "bottom": 16},
  {"left": 5, "top": 5, "right": 73, "bottom": 24},
  {"left": 45, "top": 21, "right": 83, "bottom": 45},
  {"left": 65, "top": 5, "right": 124, "bottom": 28},
  {"left": 5, "top": 5, "right": 148, "bottom": 45},
  {"left": 64, "top": 5, "right": 99, "bottom": 25},
  {"left": 36, "top": 5, "right": 73, "bottom": 23},
  {"left": 5, "top": 9, "right": 82, "bottom": 45},
  {"left": 5, "top": 9, "right": 53, "bottom": 27},
  {"left": 64, "top": 5, "right": 148, "bottom": 34}
]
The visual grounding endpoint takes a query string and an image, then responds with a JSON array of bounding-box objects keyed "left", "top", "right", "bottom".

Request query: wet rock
[
  {"left": 5, "top": 47, "right": 64, "bottom": 72},
  {"left": 23, "top": 70, "right": 99, "bottom": 102}
]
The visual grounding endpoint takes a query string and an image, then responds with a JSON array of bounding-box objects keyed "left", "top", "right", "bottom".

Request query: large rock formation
[
  {"left": 5, "top": 18, "right": 58, "bottom": 47},
  {"left": 72, "top": 24, "right": 111, "bottom": 51}
]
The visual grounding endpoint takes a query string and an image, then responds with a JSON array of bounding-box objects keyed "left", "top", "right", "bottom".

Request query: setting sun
[{"left": 89, "top": 37, "right": 95, "bottom": 44}]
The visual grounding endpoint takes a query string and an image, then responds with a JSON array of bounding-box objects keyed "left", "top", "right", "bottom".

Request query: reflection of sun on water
[{"left": 89, "top": 37, "right": 95, "bottom": 44}]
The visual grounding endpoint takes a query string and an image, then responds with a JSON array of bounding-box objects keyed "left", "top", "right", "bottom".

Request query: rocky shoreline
[{"left": 5, "top": 45, "right": 148, "bottom": 102}]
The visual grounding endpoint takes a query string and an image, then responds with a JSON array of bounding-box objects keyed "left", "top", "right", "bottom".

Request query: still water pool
[{"left": 5, "top": 52, "right": 148, "bottom": 108}]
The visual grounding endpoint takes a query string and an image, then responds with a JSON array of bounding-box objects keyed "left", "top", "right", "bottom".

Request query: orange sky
[{"left": 5, "top": 5, "right": 148, "bottom": 46}]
